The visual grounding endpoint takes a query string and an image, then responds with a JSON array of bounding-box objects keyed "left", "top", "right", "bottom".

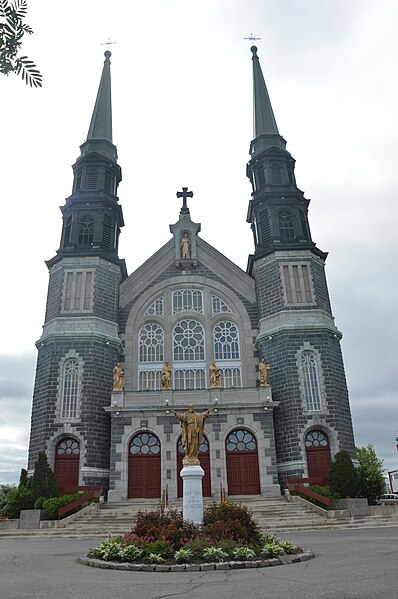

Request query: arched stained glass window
[
  {"left": 139, "top": 323, "right": 164, "bottom": 362},
  {"left": 305, "top": 430, "right": 329, "bottom": 448},
  {"left": 56, "top": 438, "right": 80, "bottom": 455},
  {"left": 226, "top": 429, "right": 257, "bottom": 452},
  {"left": 214, "top": 321, "right": 240, "bottom": 360},
  {"left": 173, "top": 319, "right": 205, "bottom": 361},
  {"left": 61, "top": 359, "right": 79, "bottom": 418},
  {"left": 301, "top": 350, "right": 322, "bottom": 411},
  {"left": 129, "top": 433, "right": 160, "bottom": 455}
]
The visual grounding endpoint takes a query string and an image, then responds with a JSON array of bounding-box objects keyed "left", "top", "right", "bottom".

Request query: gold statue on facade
[
  {"left": 259, "top": 358, "right": 270, "bottom": 387},
  {"left": 113, "top": 362, "right": 125, "bottom": 391},
  {"left": 209, "top": 361, "right": 220, "bottom": 388},
  {"left": 173, "top": 405, "right": 210, "bottom": 466},
  {"left": 161, "top": 361, "right": 172, "bottom": 389}
]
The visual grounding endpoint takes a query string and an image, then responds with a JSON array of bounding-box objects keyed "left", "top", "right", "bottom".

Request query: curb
[{"left": 78, "top": 550, "right": 314, "bottom": 572}]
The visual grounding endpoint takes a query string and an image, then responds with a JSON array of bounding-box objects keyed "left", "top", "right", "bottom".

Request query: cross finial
[
  {"left": 243, "top": 33, "right": 261, "bottom": 44},
  {"left": 101, "top": 38, "right": 117, "bottom": 49},
  {"left": 176, "top": 187, "right": 193, "bottom": 214}
]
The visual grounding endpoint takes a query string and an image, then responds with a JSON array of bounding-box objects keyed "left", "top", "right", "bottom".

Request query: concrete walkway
[{"left": 1, "top": 527, "right": 397, "bottom": 599}]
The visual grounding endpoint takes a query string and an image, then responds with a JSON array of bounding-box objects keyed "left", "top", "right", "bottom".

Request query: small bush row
[{"left": 89, "top": 533, "right": 298, "bottom": 564}]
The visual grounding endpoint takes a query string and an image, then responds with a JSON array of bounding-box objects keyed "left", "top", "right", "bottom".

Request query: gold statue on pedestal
[
  {"left": 113, "top": 362, "right": 124, "bottom": 391},
  {"left": 173, "top": 405, "right": 209, "bottom": 466},
  {"left": 259, "top": 358, "right": 270, "bottom": 387}
]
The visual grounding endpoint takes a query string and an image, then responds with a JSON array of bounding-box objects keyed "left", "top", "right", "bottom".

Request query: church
[{"left": 28, "top": 46, "right": 356, "bottom": 501}]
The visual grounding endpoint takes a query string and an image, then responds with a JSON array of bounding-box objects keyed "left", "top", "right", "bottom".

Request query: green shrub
[
  {"left": 34, "top": 496, "right": 46, "bottom": 510},
  {"left": 30, "top": 452, "right": 58, "bottom": 499},
  {"left": 18, "top": 469, "right": 29, "bottom": 489},
  {"left": 0, "top": 484, "right": 17, "bottom": 516},
  {"left": 203, "top": 501, "right": 260, "bottom": 543},
  {"left": 4, "top": 487, "right": 35, "bottom": 519},
  {"left": 357, "top": 445, "right": 386, "bottom": 505},
  {"left": 42, "top": 493, "right": 83, "bottom": 520},
  {"left": 329, "top": 450, "right": 359, "bottom": 499}
]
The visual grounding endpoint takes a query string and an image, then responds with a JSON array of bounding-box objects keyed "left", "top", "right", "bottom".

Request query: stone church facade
[{"left": 28, "top": 47, "right": 356, "bottom": 501}]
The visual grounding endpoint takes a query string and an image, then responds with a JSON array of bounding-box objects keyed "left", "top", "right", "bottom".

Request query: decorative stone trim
[{"left": 78, "top": 550, "right": 314, "bottom": 572}]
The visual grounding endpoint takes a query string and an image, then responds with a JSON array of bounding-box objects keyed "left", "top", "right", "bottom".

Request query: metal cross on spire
[
  {"left": 176, "top": 187, "right": 193, "bottom": 214},
  {"left": 243, "top": 33, "right": 261, "bottom": 44},
  {"left": 101, "top": 38, "right": 117, "bottom": 50}
]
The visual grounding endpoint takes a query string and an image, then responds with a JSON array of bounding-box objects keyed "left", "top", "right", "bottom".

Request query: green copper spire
[
  {"left": 88, "top": 50, "right": 113, "bottom": 141},
  {"left": 80, "top": 50, "right": 117, "bottom": 162},
  {"left": 251, "top": 45, "right": 279, "bottom": 137}
]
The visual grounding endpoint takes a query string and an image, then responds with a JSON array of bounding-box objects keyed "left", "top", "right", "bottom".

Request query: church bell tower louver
[{"left": 247, "top": 46, "right": 356, "bottom": 481}]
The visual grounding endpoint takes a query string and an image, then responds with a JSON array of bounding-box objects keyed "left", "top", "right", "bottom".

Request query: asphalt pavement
[{"left": 0, "top": 527, "right": 397, "bottom": 599}]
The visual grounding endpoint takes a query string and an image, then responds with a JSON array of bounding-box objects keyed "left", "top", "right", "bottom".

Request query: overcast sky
[{"left": 1, "top": 0, "right": 397, "bottom": 485}]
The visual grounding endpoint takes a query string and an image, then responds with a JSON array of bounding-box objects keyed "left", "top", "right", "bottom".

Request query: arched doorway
[
  {"left": 226, "top": 429, "right": 260, "bottom": 495},
  {"left": 128, "top": 432, "right": 161, "bottom": 498},
  {"left": 177, "top": 436, "right": 211, "bottom": 497},
  {"left": 305, "top": 430, "right": 331, "bottom": 483},
  {"left": 54, "top": 437, "right": 80, "bottom": 495}
]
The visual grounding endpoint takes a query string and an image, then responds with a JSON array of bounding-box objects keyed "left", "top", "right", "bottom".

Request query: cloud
[{"left": 0, "top": 354, "right": 35, "bottom": 484}]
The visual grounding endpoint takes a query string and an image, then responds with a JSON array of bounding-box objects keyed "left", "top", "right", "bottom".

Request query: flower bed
[{"left": 85, "top": 503, "right": 310, "bottom": 569}]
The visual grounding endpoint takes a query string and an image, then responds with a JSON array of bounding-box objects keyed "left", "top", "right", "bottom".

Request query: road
[{"left": 0, "top": 527, "right": 397, "bottom": 599}]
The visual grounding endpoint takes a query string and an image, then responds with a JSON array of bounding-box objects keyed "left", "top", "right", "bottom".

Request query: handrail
[
  {"left": 58, "top": 486, "right": 103, "bottom": 519},
  {"left": 286, "top": 478, "right": 332, "bottom": 508}
]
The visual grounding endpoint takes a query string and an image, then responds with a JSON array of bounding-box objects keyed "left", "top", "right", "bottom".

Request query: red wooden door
[
  {"left": 226, "top": 429, "right": 260, "bottom": 495},
  {"left": 305, "top": 430, "right": 331, "bottom": 483},
  {"left": 55, "top": 438, "right": 80, "bottom": 494},
  {"left": 177, "top": 436, "right": 211, "bottom": 497},
  {"left": 128, "top": 433, "right": 161, "bottom": 498}
]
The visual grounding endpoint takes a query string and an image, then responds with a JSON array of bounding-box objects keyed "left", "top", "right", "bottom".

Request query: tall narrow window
[
  {"left": 61, "top": 358, "right": 79, "bottom": 418},
  {"left": 278, "top": 210, "right": 294, "bottom": 241},
  {"left": 139, "top": 323, "right": 164, "bottom": 362},
  {"left": 258, "top": 207, "right": 271, "bottom": 245},
  {"left": 173, "top": 320, "right": 205, "bottom": 361},
  {"left": 301, "top": 350, "right": 322, "bottom": 411},
  {"left": 78, "top": 215, "right": 94, "bottom": 246},
  {"left": 214, "top": 321, "right": 240, "bottom": 360}
]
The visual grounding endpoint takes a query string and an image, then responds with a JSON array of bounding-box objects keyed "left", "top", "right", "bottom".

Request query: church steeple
[
  {"left": 246, "top": 46, "right": 320, "bottom": 268},
  {"left": 48, "top": 51, "right": 124, "bottom": 268},
  {"left": 252, "top": 45, "right": 279, "bottom": 138}
]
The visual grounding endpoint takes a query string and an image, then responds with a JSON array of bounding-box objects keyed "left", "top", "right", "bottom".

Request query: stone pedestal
[{"left": 180, "top": 465, "right": 204, "bottom": 524}]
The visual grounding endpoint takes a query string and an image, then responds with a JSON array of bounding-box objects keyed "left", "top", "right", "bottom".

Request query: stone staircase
[{"left": 1, "top": 496, "right": 396, "bottom": 539}]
